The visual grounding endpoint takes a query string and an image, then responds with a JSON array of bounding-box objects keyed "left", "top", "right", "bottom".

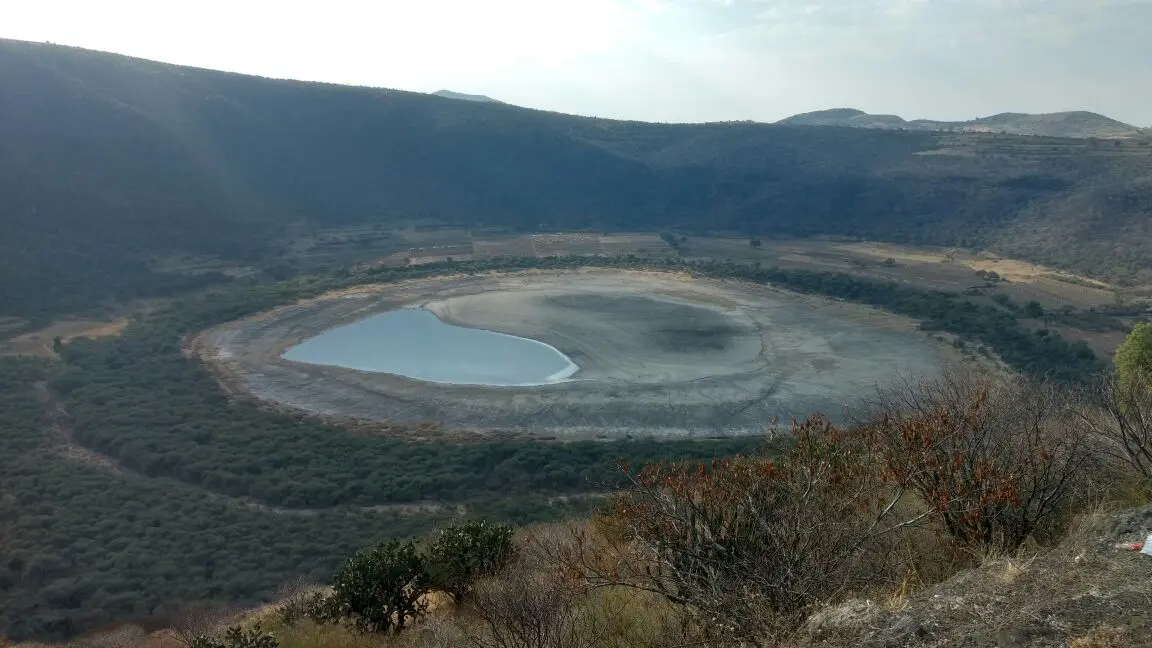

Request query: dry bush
[
  {"left": 1069, "top": 625, "right": 1129, "bottom": 648},
  {"left": 266, "top": 611, "right": 473, "bottom": 648},
  {"left": 516, "top": 522, "right": 695, "bottom": 647},
  {"left": 1075, "top": 372, "right": 1152, "bottom": 493},
  {"left": 578, "top": 587, "right": 695, "bottom": 648},
  {"left": 273, "top": 577, "right": 323, "bottom": 628},
  {"left": 166, "top": 604, "right": 239, "bottom": 646},
  {"left": 572, "top": 417, "right": 929, "bottom": 644},
  {"left": 258, "top": 618, "right": 381, "bottom": 648},
  {"left": 866, "top": 371, "right": 1094, "bottom": 553},
  {"left": 402, "top": 615, "right": 472, "bottom": 648},
  {"left": 466, "top": 563, "right": 600, "bottom": 648},
  {"left": 542, "top": 374, "right": 1101, "bottom": 644}
]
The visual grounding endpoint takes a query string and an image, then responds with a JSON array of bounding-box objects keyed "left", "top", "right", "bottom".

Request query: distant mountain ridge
[
  {"left": 778, "top": 108, "right": 1143, "bottom": 138},
  {"left": 1, "top": 38, "right": 1151, "bottom": 320},
  {"left": 431, "top": 89, "right": 502, "bottom": 104}
]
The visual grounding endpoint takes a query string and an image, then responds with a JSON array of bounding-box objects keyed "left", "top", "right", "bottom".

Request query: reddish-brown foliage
[
  {"left": 866, "top": 372, "right": 1091, "bottom": 552},
  {"left": 598, "top": 417, "right": 922, "bottom": 642}
]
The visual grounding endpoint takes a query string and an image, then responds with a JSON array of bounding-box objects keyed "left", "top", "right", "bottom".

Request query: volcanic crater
[{"left": 198, "top": 270, "right": 952, "bottom": 437}]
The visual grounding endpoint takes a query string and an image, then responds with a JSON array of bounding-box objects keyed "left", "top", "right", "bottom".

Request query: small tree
[
  {"left": 425, "top": 519, "right": 516, "bottom": 603},
  {"left": 1024, "top": 300, "right": 1045, "bottom": 318},
  {"left": 1076, "top": 372, "right": 1152, "bottom": 488},
  {"left": 749, "top": 239, "right": 762, "bottom": 248},
  {"left": 469, "top": 565, "right": 598, "bottom": 648},
  {"left": 1115, "top": 323, "right": 1152, "bottom": 395},
  {"left": 275, "top": 577, "right": 319, "bottom": 627},
  {"left": 167, "top": 604, "right": 236, "bottom": 646},
  {"left": 866, "top": 372, "right": 1091, "bottom": 552},
  {"left": 599, "top": 417, "right": 925, "bottom": 642},
  {"left": 316, "top": 539, "right": 429, "bottom": 634}
]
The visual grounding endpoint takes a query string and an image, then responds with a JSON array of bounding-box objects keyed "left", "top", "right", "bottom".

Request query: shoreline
[
  {"left": 200, "top": 269, "right": 962, "bottom": 439},
  {"left": 281, "top": 306, "right": 585, "bottom": 388}
]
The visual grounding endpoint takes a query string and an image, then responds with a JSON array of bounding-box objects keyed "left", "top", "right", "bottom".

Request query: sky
[{"left": 4, "top": 0, "right": 1150, "bottom": 126}]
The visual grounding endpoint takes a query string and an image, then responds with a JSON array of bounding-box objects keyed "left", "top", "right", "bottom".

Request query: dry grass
[
  {"left": 0, "top": 319, "right": 128, "bottom": 358},
  {"left": 1069, "top": 625, "right": 1130, "bottom": 648},
  {"left": 842, "top": 241, "right": 1113, "bottom": 287}
]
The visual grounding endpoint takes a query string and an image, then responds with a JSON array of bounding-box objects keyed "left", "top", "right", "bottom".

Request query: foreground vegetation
[
  {"left": 55, "top": 367, "right": 1152, "bottom": 648},
  {"left": 0, "top": 256, "right": 1118, "bottom": 641}
]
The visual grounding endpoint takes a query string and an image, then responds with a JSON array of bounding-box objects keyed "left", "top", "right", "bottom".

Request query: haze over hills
[
  {"left": 778, "top": 108, "right": 1146, "bottom": 139},
  {"left": 431, "top": 89, "right": 502, "bottom": 103},
  {"left": 1, "top": 38, "right": 1151, "bottom": 322}
]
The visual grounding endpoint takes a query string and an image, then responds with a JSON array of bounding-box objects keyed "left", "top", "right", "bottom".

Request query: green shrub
[
  {"left": 425, "top": 520, "right": 517, "bottom": 603},
  {"left": 1116, "top": 323, "right": 1152, "bottom": 395},
  {"left": 315, "top": 540, "right": 429, "bottom": 634}
]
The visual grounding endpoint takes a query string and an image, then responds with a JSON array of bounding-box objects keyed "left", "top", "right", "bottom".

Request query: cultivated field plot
[
  {"left": 684, "top": 236, "right": 1131, "bottom": 354},
  {"left": 0, "top": 319, "right": 127, "bottom": 358},
  {"left": 368, "top": 232, "right": 678, "bottom": 264},
  {"left": 531, "top": 233, "right": 602, "bottom": 256},
  {"left": 600, "top": 233, "right": 674, "bottom": 258},
  {"left": 407, "top": 245, "right": 475, "bottom": 265},
  {"left": 198, "top": 270, "right": 953, "bottom": 439},
  {"left": 471, "top": 237, "right": 536, "bottom": 259},
  {"left": 687, "top": 237, "right": 1114, "bottom": 302}
]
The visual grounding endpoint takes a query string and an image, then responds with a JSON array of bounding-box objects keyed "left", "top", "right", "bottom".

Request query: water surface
[{"left": 283, "top": 308, "right": 578, "bottom": 386}]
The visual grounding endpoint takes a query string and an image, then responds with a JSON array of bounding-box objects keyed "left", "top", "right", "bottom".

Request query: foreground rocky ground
[{"left": 803, "top": 506, "right": 1152, "bottom": 648}]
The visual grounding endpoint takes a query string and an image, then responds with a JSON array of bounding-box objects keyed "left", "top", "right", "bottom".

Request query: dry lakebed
[{"left": 197, "top": 270, "right": 954, "bottom": 438}]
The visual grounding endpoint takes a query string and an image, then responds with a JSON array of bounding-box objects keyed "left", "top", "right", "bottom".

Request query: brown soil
[{"left": 0, "top": 319, "right": 128, "bottom": 358}]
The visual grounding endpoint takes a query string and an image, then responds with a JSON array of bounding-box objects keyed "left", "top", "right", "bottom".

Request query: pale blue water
[{"left": 282, "top": 308, "right": 579, "bottom": 386}]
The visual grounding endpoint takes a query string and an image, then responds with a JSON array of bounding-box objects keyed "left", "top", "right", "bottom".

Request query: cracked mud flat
[{"left": 198, "top": 270, "right": 953, "bottom": 438}]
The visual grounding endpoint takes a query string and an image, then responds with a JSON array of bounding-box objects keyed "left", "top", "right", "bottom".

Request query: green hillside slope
[{"left": 2, "top": 39, "right": 1151, "bottom": 320}]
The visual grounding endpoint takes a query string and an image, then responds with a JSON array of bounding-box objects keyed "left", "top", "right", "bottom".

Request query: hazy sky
[{"left": 5, "top": 0, "right": 1150, "bottom": 125}]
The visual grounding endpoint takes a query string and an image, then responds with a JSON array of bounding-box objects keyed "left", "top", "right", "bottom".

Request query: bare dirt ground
[
  {"left": 197, "top": 270, "right": 962, "bottom": 439},
  {"left": 685, "top": 237, "right": 1118, "bottom": 310},
  {"left": 0, "top": 319, "right": 128, "bottom": 358},
  {"left": 683, "top": 237, "right": 1135, "bottom": 358}
]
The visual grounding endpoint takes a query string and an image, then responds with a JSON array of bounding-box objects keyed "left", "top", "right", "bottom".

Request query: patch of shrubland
[{"left": 90, "top": 336, "right": 1152, "bottom": 648}]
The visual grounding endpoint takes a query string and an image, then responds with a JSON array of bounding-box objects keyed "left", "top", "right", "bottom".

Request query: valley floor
[{"left": 197, "top": 269, "right": 958, "bottom": 438}]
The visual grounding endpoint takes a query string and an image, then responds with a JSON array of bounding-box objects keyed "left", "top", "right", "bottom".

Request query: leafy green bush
[
  {"left": 1116, "top": 323, "right": 1152, "bottom": 395},
  {"left": 426, "top": 520, "right": 517, "bottom": 603},
  {"left": 315, "top": 540, "right": 429, "bottom": 634}
]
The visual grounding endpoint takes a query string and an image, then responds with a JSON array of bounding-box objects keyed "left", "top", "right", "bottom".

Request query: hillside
[
  {"left": 30, "top": 505, "right": 1152, "bottom": 648},
  {"left": 2, "top": 39, "right": 1152, "bottom": 322},
  {"left": 806, "top": 505, "right": 1152, "bottom": 647},
  {"left": 779, "top": 108, "right": 1145, "bottom": 138}
]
